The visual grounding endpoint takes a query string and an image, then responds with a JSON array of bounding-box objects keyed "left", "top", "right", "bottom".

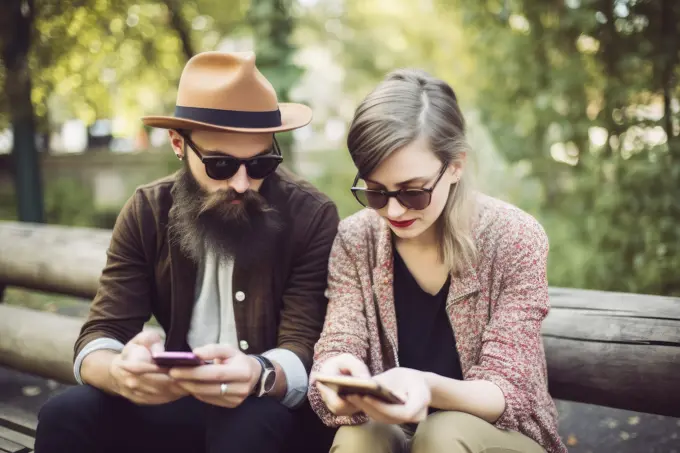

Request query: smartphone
[
  {"left": 315, "top": 374, "right": 405, "bottom": 405},
  {"left": 152, "top": 351, "right": 207, "bottom": 367}
]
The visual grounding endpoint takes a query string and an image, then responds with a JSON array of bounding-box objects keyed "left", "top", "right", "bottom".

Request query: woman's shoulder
[
  {"left": 335, "top": 208, "right": 385, "bottom": 249},
  {"left": 474, "top": 193, "right": 548, "bottom": 250}
]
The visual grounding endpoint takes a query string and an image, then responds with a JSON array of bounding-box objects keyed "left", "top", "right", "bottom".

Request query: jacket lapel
[
  {"left": 446, "top": 255, "right": 481, "bottom": 374},
  {"left": 371, "top": 219, "right": 400, "bottom": 367},
  {"left": 446, "top": 261, "right": 481, "bottom": 308}
]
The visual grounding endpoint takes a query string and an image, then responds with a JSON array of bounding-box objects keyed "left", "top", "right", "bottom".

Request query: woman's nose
[{"left": 385, "top": 197, "right": 407, "bottom": 218}]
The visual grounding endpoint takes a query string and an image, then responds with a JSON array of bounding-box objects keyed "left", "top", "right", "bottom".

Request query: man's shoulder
[
  {"left": 133, "top": 174, "right": 177, "bottom": 202},
  {"left": 121, "top": 174, "right": 177, "bottom": 227}
]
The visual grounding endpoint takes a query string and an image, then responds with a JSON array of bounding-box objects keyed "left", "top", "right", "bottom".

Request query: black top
[{"left": 393, "top": 248, "right": 463, "bottom": 382}]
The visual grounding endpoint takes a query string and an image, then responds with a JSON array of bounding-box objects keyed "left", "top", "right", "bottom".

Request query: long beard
[{"left": 168, "top": 166, "right": 283, "bottom": 269}]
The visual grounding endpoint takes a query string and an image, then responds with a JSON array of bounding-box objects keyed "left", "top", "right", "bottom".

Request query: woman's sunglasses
[
  {"left": 351, "top": 164, "right": 449, "bottom": 211},
  {"left": 181, "top": 133, "right": 283, "bottom": 180}
]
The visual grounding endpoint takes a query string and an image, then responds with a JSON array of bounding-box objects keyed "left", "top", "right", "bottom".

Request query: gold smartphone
[{"left": 315, "top": 374, "right": 405, "bottom": 405}]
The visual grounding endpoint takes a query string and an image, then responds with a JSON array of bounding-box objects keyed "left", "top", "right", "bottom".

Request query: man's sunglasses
[
  {"left": 351, "top": 164, "right": 448, "bottom": 211},
  {"left": 181, "top": 133, "right": 283, "bottom": 180}
]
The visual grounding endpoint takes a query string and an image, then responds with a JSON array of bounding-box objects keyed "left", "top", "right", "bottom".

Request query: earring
[{"left": 176, "top": 154, "right": 183, "bottom": 161}]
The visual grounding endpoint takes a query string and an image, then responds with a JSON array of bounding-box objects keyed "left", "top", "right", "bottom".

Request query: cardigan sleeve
[
  {"left": 308, "top": 231, "right": 370, "bottom": 427},
  {"left": 465, "top": 216, "right": 551, "bottom": 431}
]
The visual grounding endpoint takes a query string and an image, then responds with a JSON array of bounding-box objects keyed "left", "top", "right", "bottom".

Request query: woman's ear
[{"left": 448, "top": 154, "right": 466, "bottom": 182}]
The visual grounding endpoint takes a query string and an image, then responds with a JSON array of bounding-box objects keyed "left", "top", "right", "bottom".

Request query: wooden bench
[
  {"left": 1, "top": 220, "right": 679, "bottom": 449},
  {"left": 0, "top": 404, "right": 35, "bottom": 453}
]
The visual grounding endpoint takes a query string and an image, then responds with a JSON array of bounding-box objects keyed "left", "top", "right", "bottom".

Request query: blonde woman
[{"left": 308, "top": 69, "right": 566, "bottom": 453}]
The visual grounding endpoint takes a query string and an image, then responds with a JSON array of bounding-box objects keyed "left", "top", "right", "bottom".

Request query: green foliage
[
  {"left": 305, "top": 148, "right": 362, "bottom": 220},
  {"left": 44, "top": 177, "right": 97, "bottom": 226},
  {"left": 0, "top": 0, "right": 251, "bottom": 134},
  {"left": 299, "top": 0, "right": 475, "bottom": 107},
  {"left": 302, "top": 0, "right": 680, "bottom": 296},
  {"left": 450, "top": 0, "right": 680, "bottom": 295},
  {"left": 2, "top": 0, "right": 677, "bottom": 299}
]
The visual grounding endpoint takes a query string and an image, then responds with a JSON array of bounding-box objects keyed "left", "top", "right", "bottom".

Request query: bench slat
[{"left": 0, "top": 433, "right": 31, "bottom": 453}]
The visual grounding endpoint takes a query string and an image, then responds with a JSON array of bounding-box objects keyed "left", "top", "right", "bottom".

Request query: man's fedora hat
[{"left": 142, "top": 51, "right": 312, "bottom": 134}]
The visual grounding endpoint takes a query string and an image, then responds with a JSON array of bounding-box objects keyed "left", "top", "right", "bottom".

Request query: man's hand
[
  {"left": 310, "top": 353, "right": 371, "bottom": 417},
  {"left": 109, "top": 331, "right": 188, "bottom": 405},
  {"left": 345, "top": 367, "right": 431, "bottom": 424},
  {"left": 169, "top": 344, "right": 262, "bottom": 408}
]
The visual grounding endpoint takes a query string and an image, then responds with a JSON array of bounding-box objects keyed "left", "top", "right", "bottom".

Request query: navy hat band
[{"left": 174, "top": 105, "right": 282, "bottom": 129}]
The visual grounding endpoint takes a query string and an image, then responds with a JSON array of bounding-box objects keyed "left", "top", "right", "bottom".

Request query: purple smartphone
[{"left": 152, "top": 351, "right": 206, "bottom": 367}]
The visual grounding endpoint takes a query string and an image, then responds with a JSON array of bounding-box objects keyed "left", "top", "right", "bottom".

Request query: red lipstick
[{"left": 388, "top": 219, "right": 416, "bottom": 228}]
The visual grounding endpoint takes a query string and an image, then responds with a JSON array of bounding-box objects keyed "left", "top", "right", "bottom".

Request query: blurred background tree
[
  {"left": 248, "top": 0, "right": 303, "bottom": 166},
  {"left": 1, "top": 0, "right": 43, "bottom": 222}
]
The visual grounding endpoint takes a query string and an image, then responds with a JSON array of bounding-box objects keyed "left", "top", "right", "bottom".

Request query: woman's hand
[
  {"left": 345, "top": 367, "right": 431, "bottom": 424},
  {"left": 311, "top": 353, "right": 371, "bottom": 417}
]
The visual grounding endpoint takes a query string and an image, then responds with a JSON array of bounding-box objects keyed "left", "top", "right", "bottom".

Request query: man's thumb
[
  {"left": 193, "top": 343, "right": 240, "bottom": 361},
  {"left": 129, "top": 330, "right": 164, "bottom": 351}
]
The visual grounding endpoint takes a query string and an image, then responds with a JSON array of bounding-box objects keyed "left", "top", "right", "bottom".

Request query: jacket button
[
  {"left": 239, "top": 340, "right": 249, "bottom": 351},
  {"left": 235, "top": 291, "right": 245, "bottom": 302}
]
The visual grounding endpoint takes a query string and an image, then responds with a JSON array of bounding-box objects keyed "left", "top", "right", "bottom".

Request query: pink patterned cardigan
[{"left": 308, "top": 194, "right": 566, "bottom": 453}]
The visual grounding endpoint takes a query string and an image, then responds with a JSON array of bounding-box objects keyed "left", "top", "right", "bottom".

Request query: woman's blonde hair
[{"left": 347, "top": 69, "right": 477, "bottom": 274}]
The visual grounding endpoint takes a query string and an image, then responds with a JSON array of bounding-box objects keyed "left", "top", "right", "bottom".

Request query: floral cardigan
[{"left": 308, "top": 194, "right": 566, "bottom": 453}]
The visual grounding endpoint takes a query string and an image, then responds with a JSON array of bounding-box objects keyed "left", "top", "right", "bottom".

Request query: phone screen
[
  {"left": 316, "top": 375, "right": 405, "bottom": 405},
  {"left": 152, "top": 352, "right": 205, "bottom": 367},
  {"left": 337, "top": 385, "right": 404, "bottom": 404}
]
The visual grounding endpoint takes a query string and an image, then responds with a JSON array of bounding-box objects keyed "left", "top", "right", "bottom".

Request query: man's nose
[{"left": 228, "top": 165, "right": 250, "bottom": 193}]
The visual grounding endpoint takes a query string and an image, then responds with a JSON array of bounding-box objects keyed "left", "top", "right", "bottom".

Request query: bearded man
[{"left": 34, "top": 51, "right": 339, "bottom": 453}]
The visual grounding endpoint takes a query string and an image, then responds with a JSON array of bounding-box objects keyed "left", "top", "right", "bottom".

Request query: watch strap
[{"left": 251, "top": 355, "right": 275, "bottom": 397}]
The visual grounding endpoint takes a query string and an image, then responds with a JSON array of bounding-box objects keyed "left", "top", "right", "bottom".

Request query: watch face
[{"left": 263, "top": 370, "right": 276, "bottom": 392}]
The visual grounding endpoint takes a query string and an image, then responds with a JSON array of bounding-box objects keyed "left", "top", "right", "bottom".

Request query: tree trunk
[
  {"left": 247, "top": 0, "right": 302, "bottom": 170},
  {"left": 0, "top": 0, "right": 44, "bottom": 223},
  {"left": 163, "top": 0, "right": 195, "bottom": 62},
  {"left": 660, "top": 0, "right": 678, "bottom": 147}
]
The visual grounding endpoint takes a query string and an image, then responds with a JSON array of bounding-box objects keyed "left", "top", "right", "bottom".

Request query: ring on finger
[{"left": 220, "top": 382, "right": 229, "bottom": 396}]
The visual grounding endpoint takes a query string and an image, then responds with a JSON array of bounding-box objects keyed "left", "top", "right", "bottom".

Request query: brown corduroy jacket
[{"left": 74, "top": 169, "right": 340, "bottom": 372}]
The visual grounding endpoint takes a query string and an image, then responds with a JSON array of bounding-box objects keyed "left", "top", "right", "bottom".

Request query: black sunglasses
[
  {"left": 351, "top": 164, "right": 449, "bottom": 211},
  {"left": 181, "top": 133, "right": 283, "bottom": 180}
]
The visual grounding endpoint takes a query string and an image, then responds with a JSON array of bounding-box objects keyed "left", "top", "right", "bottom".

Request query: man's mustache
[
  {"left": 197, "top": 187, "right": 275, "bottom": 224},
  {"left": 198, "top": 188, "right": 245, "bottom": 216}
]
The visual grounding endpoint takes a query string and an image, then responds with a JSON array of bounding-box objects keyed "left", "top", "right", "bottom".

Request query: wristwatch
[{"left": 251, "top": 355, "right": 276, "bottom": 397}]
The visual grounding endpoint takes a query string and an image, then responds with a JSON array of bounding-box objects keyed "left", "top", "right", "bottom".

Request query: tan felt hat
[{"left": 142, "top": 51, "right": 312, "bottom": 134}]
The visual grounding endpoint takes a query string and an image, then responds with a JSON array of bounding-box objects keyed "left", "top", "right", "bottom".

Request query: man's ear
[{"left": 168, "top": 130, "right": 184, "bottom": 159}]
